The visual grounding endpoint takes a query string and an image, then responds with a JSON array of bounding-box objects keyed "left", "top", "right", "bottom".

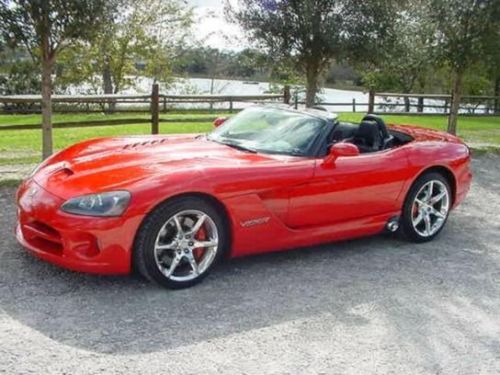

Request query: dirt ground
[{"left": 0, "top": 155, "right": 499, "bottom": 374}]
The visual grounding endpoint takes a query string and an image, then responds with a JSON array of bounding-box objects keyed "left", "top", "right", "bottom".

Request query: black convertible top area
[
  {"left": 281, "top": 106, "right": 414, "bottom": 151},
  {"left": 328, "top": 120, "right": 414, "bottom": 152},
  {"left": 260, "top": 104, "right": 414, "bottom": 156}
]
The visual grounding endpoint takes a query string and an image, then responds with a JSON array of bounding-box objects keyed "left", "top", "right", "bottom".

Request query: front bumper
[{"left": 15, "top": 179, "right": 144, "bottom": 275}]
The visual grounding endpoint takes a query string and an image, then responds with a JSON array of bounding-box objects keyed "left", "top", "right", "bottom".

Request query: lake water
[
  {"left": 118, "top": 76, "right": 376, "bottom": 112},
  {"left": 98, "top": 76, "right": 483, "bottom": 114}
]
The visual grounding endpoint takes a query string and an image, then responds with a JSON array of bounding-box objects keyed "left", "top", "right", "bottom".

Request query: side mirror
[
  {"left": 213, "top": 117, "right": 227, "bottom": 128},
  {"left": 323, "top": 142, "right": 360, "bottom": 165}
]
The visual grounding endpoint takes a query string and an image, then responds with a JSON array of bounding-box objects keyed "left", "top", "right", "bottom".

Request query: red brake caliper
[
  {"left": 412, "top": 202, "right": 419, "bottom": 219},
  {"left": 193, "top": 226, "right": 206, "bottom": 261}
]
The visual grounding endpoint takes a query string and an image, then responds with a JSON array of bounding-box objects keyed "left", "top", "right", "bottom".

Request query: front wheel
[
  {"left": 133, "top": 197, "right": 228, "bottom": 289},
  {"left": 401, "top": 172, "right": 452, "bottom": 243}
]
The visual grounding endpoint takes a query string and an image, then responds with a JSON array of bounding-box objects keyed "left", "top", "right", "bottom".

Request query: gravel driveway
[{"left": 1, "top": 155, "right": 499, "bottom": 375}]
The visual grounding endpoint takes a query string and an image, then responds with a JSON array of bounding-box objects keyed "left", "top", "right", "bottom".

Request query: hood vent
[{"left": 123, "top": 138, "right": 168, "bottom": 150}]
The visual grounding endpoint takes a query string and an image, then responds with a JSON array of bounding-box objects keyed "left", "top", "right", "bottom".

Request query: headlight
[{"left": 61, "top": 191, "right": 131, "bottom": 217}]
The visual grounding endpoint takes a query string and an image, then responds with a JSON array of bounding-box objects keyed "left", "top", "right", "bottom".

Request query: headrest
[{"left": 357, "top": 120, "right": 379, "bottom": 138}]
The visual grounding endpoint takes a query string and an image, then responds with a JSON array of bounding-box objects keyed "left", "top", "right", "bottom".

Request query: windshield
[{"left": 207, "top": 107, "right": 326, "bottom": 156}]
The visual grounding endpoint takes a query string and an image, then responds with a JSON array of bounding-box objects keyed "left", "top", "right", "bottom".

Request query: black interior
[
  {"left": 351, "top": 120, "right": 383, "bottom": 152},
  {"left": 327, "top": 114, "right": 413, "bottom": 154}
]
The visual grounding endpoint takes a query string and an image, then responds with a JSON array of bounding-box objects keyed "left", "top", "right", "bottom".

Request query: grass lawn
[
  {"left": 0, "top": 111, "right": 229, "bottom": 126},
  {"left": 0, "top": 112, "right": 499, "bottom": 166}
]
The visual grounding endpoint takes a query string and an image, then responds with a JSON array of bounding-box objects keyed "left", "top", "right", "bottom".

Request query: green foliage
[
  {"left": 352, "top": 1, "right": 437, "bottom": 94},
  {"left": 428, "top": 0, "right": 500, "bottom": 74},
  {"left": 229, "top": 0, "right": 399, "bottom": 106},
  {"left": 57, "top": 0, "right": 193, "bottom": 94},
  {"left": 0, "top": 60, "right": 40, "bottom": 95},
  {"left": 172, "top": 47, "right": 271, "bottom": 81},
  {"left": 0, "top": 0, "right": 113, "bottom": 62},
  {"left": 225, "top": 49, "right": 268, "bottom": 78},
  {"left": 424, "top": 0, "right": 500, "bottom": 132},
  {"left": 173, "top": 47, "right": 209, "bottom": 75}
]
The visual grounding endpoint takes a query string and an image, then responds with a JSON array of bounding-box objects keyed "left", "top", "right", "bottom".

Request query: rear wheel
[
  {"left": 134, "top": 197, "right": 228, "bottom": 289},
  {"left": 401, "top": 172, "right": 451, "bottom": 243}
]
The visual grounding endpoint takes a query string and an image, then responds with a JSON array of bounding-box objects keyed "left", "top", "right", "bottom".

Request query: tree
[
  {"left": 0, "top": 0, "right": 112, "bottom": 159},
  {"left": 482, "top": 18, "right": 500, "bottom": 113},
  {"left": 57, "top": 0, "right": 192, "bottom": 99},
  {"left": 427, "top": 0, "right": 500, "bottom": 134},
  {"left": 355, "top": 5, "right": 434, "bottom": 111},
  {"left": 229, "top": 0, "right": 398, "bottom": 107}
]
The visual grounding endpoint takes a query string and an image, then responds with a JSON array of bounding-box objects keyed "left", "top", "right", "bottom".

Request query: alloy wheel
[
  {"left": 411, "top": 180, "right": 450, "bottom": 237},
  {"left": 153, "top": 210, "right": 219, "bottom": 282}
]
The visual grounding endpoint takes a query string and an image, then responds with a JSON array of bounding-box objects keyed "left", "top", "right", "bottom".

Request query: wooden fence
[
  {"left": 294, "top": 91, "right": 500, "bottom": 115},
  {"left": 0, "top": 84, "right": 288, "bottom": 133},
  {"left": 1, "top": 85, "right": 499, "bottom": 133},
  {"left": 0, "top": 93, "right": 286, "bottom": 114}
]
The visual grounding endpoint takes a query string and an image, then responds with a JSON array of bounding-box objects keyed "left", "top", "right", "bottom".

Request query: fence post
[
  {"left": 294, "top": 92, "right": 298, "bottom": 109},
  {"left": 417, "top": 96, "right": 424, "bottom": 113},
  {"left": 352, "top": 98, "right": 356, "bottom": 113},
  {"left": 368, "top": 90, "right": 375, "bottom": 113},
  {"left": 229, "top": 99, "right": 233, "bottom": 113},
  {"left": 163, "top": 96, "right": 167, "bottom": 112},
  {"left": 283, "top": 85, "right": 291, "bottom": 104},
  {"left": 404, "top": 97, "right": 411, "bottom": 112},
  {"left": 151, "top": 83, "right": 159, "bottom": 135}
]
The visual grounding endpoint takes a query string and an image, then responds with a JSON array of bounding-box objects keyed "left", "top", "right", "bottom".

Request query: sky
[{"left": 187, "top": 0, "right": 246, "bottom": 50}]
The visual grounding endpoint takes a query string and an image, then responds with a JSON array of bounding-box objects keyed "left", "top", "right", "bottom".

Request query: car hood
[{"left": 33, "top": 135, "right": 278, "bottom": 199}]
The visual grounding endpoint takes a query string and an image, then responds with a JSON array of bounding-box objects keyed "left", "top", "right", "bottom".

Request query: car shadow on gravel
[{"left": 0, "top": 155, "right": 499, "bottom": 356}]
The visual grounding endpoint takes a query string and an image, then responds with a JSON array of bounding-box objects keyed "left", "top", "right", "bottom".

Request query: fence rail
[
  {"left": 0, "top": 93, "right": 284, "bottom": 111},
  {"left": 289, "top": 91, "right": 500, "bottom": 115},
  {"left": 2, "top": 86, "right": 500, "bottom": 133},
  {"left": 368, "top": 92, "right": 500, "bottom": 115},
  {"left": 2, "top": 87, "right": 499, "bottom": 117}
]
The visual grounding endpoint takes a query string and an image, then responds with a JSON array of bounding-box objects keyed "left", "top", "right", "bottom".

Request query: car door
[{"left": 286, "top": 147, "right": 410, "bottom": 228}]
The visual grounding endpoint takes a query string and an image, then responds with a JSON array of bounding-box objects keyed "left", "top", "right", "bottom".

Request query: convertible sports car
[{"left": 16, "top": 105, "right": 472, "bottom": 289}]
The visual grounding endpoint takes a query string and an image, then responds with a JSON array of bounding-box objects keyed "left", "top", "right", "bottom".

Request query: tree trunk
[
  {"left": 283, "top": 85, "right": 291, "bottom": 104},
  {"left": 41, "top": 57, "right": 53, "bottom": 160},
  {"left": 305, "top": 64, "right": 319, "bottom": 107},
  {"left": 368, "top": 90, "right": 375, "bottom": 113},
  {"left": 494, "top": 77, "right": 500, "bottom": 114},
  {"left": 102, "top": 60, "right": 113, "bottom": 94},
  {"left": 102, "top": 57, "right": 115, "bottom": 113},
  {"left": 447, "top": 71, "right": 464, "bottom": 135},
  {"left": 209, "top": 51, "right": 219, "bottom": 111}
]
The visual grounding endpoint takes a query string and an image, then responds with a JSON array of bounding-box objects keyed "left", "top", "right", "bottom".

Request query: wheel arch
[
  {"left": 409, "top": 165, "right": 457, "bottom": 205},
  {"left": 132, "top": 191, "right": 233, "bottom": 263},
  {"left": 168, "top": 192, "right": 232, "bottom": 230}
]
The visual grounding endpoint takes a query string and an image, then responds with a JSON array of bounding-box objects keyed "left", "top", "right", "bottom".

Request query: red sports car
[{"left": 16, "top": 106, "right": 472, "bottom": 289}]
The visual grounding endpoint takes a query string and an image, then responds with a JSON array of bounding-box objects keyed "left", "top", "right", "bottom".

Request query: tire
[
  {"left": 401, "top": 172, "right": 452, "bottom": 243},
  {"left": 133, "top": 196, "right": 229, "bottom": 289}
]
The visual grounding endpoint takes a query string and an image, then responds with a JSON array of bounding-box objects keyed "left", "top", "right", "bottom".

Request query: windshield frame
[{"left": 206, "top": 106, "right": 331, "bottom": 157}]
